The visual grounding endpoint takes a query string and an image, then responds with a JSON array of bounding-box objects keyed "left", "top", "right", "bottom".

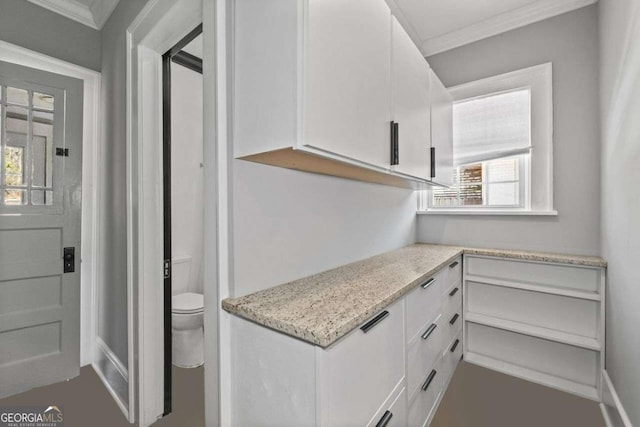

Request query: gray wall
[
  {"left": 417, "top": 5, "right": 601, "bottom": 256},
  {"left": 599, "top": 0, "right": 640, "bottom": 424},
  {"left": 99, "top": 0, "right": 150, "bottom": 368},
  {"left": 0, "top": 0, "right": 101, "bottom": 71},
  {"left": 232, "top": 161, "right": 417, "bottom": 296}
]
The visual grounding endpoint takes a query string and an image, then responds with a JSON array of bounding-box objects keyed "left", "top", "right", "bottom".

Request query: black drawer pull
[
  {"left": 449, "top": 287, "right": 459, "bottom": 297},
  {"left": 450, "top": 339, "right": 460, "bottom": 352},
  {"left": 421, "top": 323, "right": 437, "bottom": 340},
  {"left": 449, "top": 313, "right": 459, "bottom": 325},
  {"left": 421, "top": 278, "right": 436, "bottom": 289},
  {"left": 422, "top": 369, "right": 437, "bottom": 391},
  {"left": 449, "top": 261, "right": 459, "bottom": 268},
  {"left": 375, "top": 410, "right": 393, "bottom": 427},
  {"left": 360, "top": 310, "right": 389, "bottom": 333}
]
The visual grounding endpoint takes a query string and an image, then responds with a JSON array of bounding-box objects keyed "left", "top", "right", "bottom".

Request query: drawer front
[
  {"left": 467, "top": 281, "right": 599, "bottom": 339},
  {"left": 406, "top": 268, "right": 445, "bottom": 342},
  {"left": 442, "top": 332, "right": 462, "bottom": 384},
  {"left": 467, "top": 323, "right": 599, "bottom": 386},
  {"left": 408, "top": 358, "right": 443, "bottom": 427},
  {"left": 407, "top": 314, "right": 444, "bottom": 397},
  {"left": 443, "top": 303, "right": 462, "bottom": 348},
  {"left": 367, "top": 387, "right": 407, "bottom": 427},
  {"left": 466, "top": 256, "right": 601, "bottom": 293},
  {"left": 442, "top": 282, "right": 462, "bottom": 321},
  {"left": 323, "top": 299, "right": 404, "bottom": 426},
  {"left": 446, "top": 257, "right": 462, "bottom": 286}
]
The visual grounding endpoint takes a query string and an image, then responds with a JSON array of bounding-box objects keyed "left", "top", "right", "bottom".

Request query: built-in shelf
[
  {"left": 465, "top": 312, "right": 601, "bottom": 351},
  {"left": 464, "top": 352, "right": 600, "bottom": 402},
  {"left": 465, "top": 275, "right": 601, "bottom": 301}
]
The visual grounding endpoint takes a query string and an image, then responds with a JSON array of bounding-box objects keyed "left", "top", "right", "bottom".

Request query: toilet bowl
[{"left": 172, "top": 292, "right": 204, "bottom": 368}]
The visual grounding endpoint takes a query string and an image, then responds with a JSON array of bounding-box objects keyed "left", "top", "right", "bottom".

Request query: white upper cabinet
[
  {"left": 304, "top": 0, "right": 392, "bottom": 169},
  {"left": 391, "top": 16, "right": 432, "bottom": 180},
  {"left": 430, "top": 70, "right": 454, "bottom": 187}
]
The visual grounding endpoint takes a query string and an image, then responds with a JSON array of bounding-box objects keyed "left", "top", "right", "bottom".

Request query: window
[{"left": 421, "top": 63, "right": 555, "bottom": 215}]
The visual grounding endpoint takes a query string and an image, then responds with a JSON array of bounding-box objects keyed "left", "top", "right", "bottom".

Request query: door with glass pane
[{"left": 0, "top": 60, "right": 83, "bottom": 398}]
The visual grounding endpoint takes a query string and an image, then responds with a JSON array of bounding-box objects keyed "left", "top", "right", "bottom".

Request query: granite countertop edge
[{"left": 222, "top": 245, "right": 606, "bottom": 348}]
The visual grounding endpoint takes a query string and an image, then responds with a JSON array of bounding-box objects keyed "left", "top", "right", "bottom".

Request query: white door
[
  {"left": 430, "top": 69, "right": 454, "bottom": 186},
  {"left": 0, "top": 60, "right": 83, "bottom": 398},
  {"left": 392, "top": 16, "right": 432, "bottom": 180},
  {"left": 304, "top": 0, "right": 392, "bottom": 168}
]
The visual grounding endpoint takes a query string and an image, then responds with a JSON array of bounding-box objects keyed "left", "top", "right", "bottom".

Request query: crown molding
[
  {"left": 26, "top": 0, "right": 120, "bottom": 30},
  {"left": 421, "top": 0, "right": 598, "bottom": 57}
]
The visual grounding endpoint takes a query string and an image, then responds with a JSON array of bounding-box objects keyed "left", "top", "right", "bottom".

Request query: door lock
[{"left": 63, "top": 247, "right": 75, "bottom": 273}]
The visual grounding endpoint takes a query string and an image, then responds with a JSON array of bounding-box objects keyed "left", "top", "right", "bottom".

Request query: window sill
[{"left": 417, "top": 209, "right": 558, "bottom": 216}]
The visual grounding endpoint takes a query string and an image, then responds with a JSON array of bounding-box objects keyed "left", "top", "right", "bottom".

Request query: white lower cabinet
[{"left": 367, "top": 386, "right": 407, "bottom": 427}]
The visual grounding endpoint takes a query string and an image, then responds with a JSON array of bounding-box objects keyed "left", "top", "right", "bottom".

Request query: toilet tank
[{"left": 171, "top": 256, "right": 192, "bottom": 295}]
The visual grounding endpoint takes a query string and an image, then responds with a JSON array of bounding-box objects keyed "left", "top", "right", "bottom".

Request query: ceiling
[
  {"left": 387, "top": 0, "right": 598, "bottom": 56},
  {"left": 27, "top": 0, "right": 121, "bottom": 30}
]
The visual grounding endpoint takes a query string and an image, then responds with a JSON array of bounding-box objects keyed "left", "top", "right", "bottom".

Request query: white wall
[
  {"left": 417, "top": 6, "right": 601, "bottom": 256},
  {"left": 232, "top": 161, "right": 418, "bottom": 296},
  {"left": 171, "top": 63, "right": 204, "bottom": 295},
  {"left": 599, "top": 0, "right": 640, "bottom": 424}
]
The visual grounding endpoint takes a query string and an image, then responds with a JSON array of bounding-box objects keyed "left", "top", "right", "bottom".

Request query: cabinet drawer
[
  {"left": 321, "top": 299, "right": 404, "bottom": 426},
  {"left": 443, "top": 303, "right": 462, "bottom": 349},
  {"left": 446, "top": 257, "right": 462, "bottom": 286},
  {"left": 408, "top": 358, "right": 443, "bottom": 427},
  {"left": 406, "top": 269, "right": 445, "bottom": 342},
  {"left": 367, "top": 387, "right": 407, "bottom": 427},
  {"left": 467, "top": 281, "right": 599, "bottom": 339},
  {"left": 467, "top": 323, "right": 599, "bottom": 387},
  {"left": 466, "top": 256, "right": 601, "bottom": 293},
  {"left": 407, "top": 314, "right": 444, "bottom": 397},
  {"left": 442, "top": 332, "right": 463, "bottom": 384},
  {"left": 442, "top": 282, "right": 461, "bottom": 321}
]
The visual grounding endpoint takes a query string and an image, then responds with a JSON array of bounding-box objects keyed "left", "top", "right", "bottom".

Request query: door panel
[
  {"left": 0, "top": 60, "right": 83, "bottom": 398},
  {"left": 392, "top": 17, "right": 431, "bottom": 180},
  {"left": 430, "top": 70, "right": 454, "bottom": 186}
]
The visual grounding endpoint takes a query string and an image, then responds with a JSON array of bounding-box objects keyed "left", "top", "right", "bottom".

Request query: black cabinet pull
[
  {"left": 430, "top": 147, "right": 436, "bottom": 178},
  {"left": 360, "top": 310, "right": 390, "bottom": 333},
  {"left": 449, "top": 287, "right": 459, "bottom": 297},
  {"left": 394, "top": 122, "right": 399, "bottom": 164},
  {"left": 422, "top": 369, "right": 437, "bottom": 391},
  {"left": 449, "top": 313, "right": 459, "bottom": 325},
  {"left": 390, "top": 121, "right": 398, "bottom": 165},
  {"left": 449, "top": 261, "right": 459, "bottom": 268},
  {"left": 375, "top": 410, "right": 393, "bottom": 427},
  {"left": 421, "top": 323, "right": 437, "bottom": 340},
  {"left": 450, "top": 339, "right": 460, "bottom": 352},
  {"left": 421, "top": 278, "right": 436, "bottom": 289}
]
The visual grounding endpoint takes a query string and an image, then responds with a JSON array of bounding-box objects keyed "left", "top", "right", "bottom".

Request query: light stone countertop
[{"left": 222, "top": 244, "right": 606, "bottom": 348}]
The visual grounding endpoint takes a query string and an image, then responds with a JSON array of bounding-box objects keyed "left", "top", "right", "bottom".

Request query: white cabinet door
[
  {"left": 304, "top": 0, "right": 392, "bottom": 168},
  {"left": 391, "top": 17, "right": 431, "bottom": 180},
  {"left": 430, "top": 70, "right": 454, "bottom": 186}
]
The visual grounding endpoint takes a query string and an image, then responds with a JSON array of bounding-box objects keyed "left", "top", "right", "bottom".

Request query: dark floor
[
  {"left": 0, "top": 365, "right": 204, "bottom": 427},
  {"left": 431, "top": 361, "right": 605, "bottom": 427}
]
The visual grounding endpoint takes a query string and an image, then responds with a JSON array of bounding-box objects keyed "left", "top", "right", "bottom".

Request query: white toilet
[{"left": 171, "top": 257, "right": 204, "bottom": 368}]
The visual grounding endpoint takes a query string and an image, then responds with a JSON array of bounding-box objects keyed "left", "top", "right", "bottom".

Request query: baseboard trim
[
  {"left": 601, "top": 371, "right": 634, "bottom": 427},
  {"left": 93, "top": 337, "right": 130, "bottom": 420}
]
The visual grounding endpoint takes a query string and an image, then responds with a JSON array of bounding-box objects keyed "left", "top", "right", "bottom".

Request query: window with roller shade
[{"left": 422, "top": 63, "right": 554, "bottom": 214}]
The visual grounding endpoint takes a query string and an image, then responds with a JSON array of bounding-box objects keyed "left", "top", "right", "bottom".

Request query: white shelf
[
  {"left": 465, "top": 312, "right": 601, "bottom": 351},
  {"left": 464, "top": 352, "right": 600, "bottom": 402},
  {"left": 465, "top": 274, "right": 601, "bottom": 301}
]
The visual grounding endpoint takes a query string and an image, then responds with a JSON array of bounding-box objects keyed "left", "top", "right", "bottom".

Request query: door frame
[
  {"left": 0, "top": 40, "right": 102, "bottom": 376},
  {"left": 126, "top": 0, "right": 222, "bottom": 425}
]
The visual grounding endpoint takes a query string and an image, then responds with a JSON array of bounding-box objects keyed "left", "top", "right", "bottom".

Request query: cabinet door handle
[
  {"left": 430, "top": 147, "right": 436, "bottom": 178},
  {"left": 450, "top": 339, "right": 460, "bottom": 352},
  {"left": 421, "top": 278, "right": 436, "bottom": 289},
  {"left": 449, "top": 261, "right": 459, "bottom": 268},
  {"left": 449, "top": 287, "right": 459, "bottom": 297},
  {"left": 375, "top": 410, "right": 393, "bottom": 427},
  {"left": 360, "top": 310, "right": 389, "bottom": 333},
  {"left": 421, "top": 323, "right": 437, "bottom": 340},
  {"left": 422, "top": 369, "right": 437, "bottom": 391},
  {"left": 449, "top": 313, "right": 459, "bottom": 325},
  {"left": 390, "top": 121, "right": 398, "bottom": 166},
  {"left": 394, "top": 122, "right": 399, "bottom": 165}
]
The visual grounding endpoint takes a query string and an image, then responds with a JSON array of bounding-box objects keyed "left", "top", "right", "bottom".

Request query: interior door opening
[{"left": 161, "top": 24, "right": 205, "bottom": 421}]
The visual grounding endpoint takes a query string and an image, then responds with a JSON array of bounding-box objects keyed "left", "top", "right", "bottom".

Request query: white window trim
[{"left": 421, "top": 62, "right": 556, "bottom": 216}]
